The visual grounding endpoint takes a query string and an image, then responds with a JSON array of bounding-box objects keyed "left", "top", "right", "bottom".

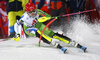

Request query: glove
[
  {"left": 11, "top": 33, "right": 20, "bottom": 42},
  {"left": 38, "top": 17, "right": 51, "bottom": 22}
]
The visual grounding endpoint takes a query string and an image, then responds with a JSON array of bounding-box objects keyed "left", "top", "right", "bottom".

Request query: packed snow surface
[{"left": 0, "top": 17, "right": 100, "bottom": 60}]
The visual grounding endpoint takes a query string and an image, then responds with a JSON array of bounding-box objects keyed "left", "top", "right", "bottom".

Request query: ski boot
[
  {"left": 61, "top": 47, "right": 67, "bottom": 53},
  {"left": 9, "top": 25, "right": 16, "bottom": 38},
  {"left": 69, "top": 40, "right": 87, "bottom": 52},
  {"left": 77, "top": 44, "right": 87, "bottom": 52},
  {"left": 51, "top": 40, "right": 67, "bottom": 54},
  {"left": 81, "top": 46, "right": 87, "bottom": 52},
  {"left": 9, "top": 32, "right": 15, "bottom": 38}
]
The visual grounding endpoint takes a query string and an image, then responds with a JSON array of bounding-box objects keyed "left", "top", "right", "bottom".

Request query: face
[{"left": 28, "top": 10, "right": 36, "bottom": 17}]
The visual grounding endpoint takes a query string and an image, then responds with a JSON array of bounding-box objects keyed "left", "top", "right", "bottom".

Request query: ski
[{"left": 0, "top": 38, "right": 11, "bottom": 42}]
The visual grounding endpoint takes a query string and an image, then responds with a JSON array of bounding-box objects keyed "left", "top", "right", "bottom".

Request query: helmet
[{"left": 25, "top": 2, "right": 36, "bottom": 13}]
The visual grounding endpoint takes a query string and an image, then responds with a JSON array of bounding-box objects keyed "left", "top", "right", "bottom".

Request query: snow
[{"left": 0, "top": 17, "right": 100, "bottom": 60}]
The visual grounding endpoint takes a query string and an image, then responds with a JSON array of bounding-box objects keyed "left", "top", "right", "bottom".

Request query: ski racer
[{"left": 12, "top": 2, "right": 87, "bottom": 53}]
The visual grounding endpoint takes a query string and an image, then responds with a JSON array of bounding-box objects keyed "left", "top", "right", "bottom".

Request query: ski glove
[{"left": 11, "top": 33, "right": 20, "bottom": 42}]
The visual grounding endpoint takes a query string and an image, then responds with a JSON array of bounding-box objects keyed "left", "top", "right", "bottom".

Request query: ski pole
[
  {"left": 62, "top": 9, "right": 96, "bottom": 17},
  {"left": 38, "top": 17, "right": 58, "bottom": 47},
  {"left": 0, "top": 38, "right": 11, "bottom": 42}
]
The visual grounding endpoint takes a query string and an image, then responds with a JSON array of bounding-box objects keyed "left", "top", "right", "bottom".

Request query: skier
[{"left": 12, "top": 2, "right": 87, "bottom": 53}]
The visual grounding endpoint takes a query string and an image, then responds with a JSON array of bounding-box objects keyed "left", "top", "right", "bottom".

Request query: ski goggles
[{"left": 28, "top": 10, "right": 37, "bottom": 14}]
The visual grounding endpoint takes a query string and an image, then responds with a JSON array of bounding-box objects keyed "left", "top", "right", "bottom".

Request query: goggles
[{"left": 28, "top": 10, "right": 36, "bottom": 14}]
